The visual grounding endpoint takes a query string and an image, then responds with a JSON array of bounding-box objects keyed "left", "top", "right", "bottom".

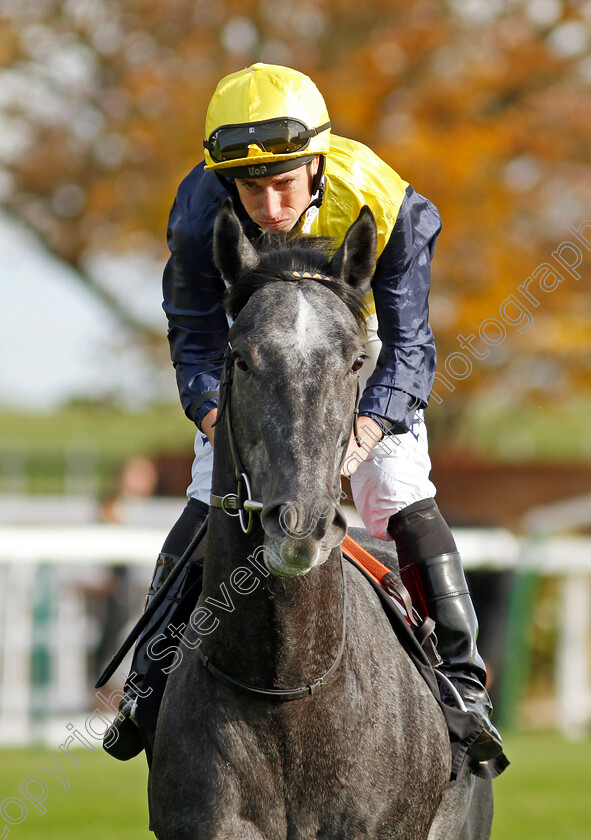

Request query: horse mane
[{"left": 224, "top": 234, "right": 369, "bottom": 324}]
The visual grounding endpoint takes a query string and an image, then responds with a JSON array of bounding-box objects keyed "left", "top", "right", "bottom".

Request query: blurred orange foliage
[{"left": 1, "top": 0, "right": 589, "bottom": 418}]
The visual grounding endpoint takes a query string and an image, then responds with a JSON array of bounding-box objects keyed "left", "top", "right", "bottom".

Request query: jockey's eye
[
  {"left": 352, "top": 354, "right": 366, "bottom": 372},
  {"left": 235, "top": 357, "right": 249, "bottom": 373}
]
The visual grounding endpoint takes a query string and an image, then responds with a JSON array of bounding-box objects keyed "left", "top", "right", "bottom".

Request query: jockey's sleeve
[
  {"left": 162, "top": 165, "right": 229, "bottom": 430},
  {"left": 358, "top": 187, "right": 440, "bottom": 434}
]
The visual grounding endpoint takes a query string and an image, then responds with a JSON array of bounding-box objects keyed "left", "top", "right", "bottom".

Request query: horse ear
[
  {"left": 213, "top": 199, "right": 260, "bottom": 287},
  {"left": 330, "top": 206, "right": 377, "bottom": 289}
]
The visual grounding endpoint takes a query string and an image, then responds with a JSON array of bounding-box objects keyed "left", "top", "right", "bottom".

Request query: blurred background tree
[
  {"left": 1, "top": 0, "right": 590, "bottom": 763},
  {"left": 1, "top": 0, "right": 589, "bottom": 442}
]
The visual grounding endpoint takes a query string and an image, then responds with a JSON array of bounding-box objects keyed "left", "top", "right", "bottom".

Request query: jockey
[{"left": 106, "top": 63, "right": 503, "bottom": 762}]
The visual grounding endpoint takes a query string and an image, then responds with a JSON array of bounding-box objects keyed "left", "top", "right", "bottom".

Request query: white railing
[{"left": 0, "top": 498, "right": 589, "bottom": 743}]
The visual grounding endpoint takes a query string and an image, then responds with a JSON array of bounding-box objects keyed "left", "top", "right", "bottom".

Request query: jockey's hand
[
  {"left": 341, "top": 416, "right": 383, "bottom": 478},
  {"left": 201, "top": 408, "right": 218, "bottom": 447}
]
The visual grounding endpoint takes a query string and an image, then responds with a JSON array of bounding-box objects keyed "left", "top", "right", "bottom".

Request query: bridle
[
  {"left": 209, "top": 341, "right": 362, "bottom": 534},
  {"left": 208, "top": 268, "right": 363, "bottom": 534},
  {"left": 208, "top": 345, "right": 264, "bottom": 534},
  {"left": 202, "top": 327, "right": 360, "bottom": 701}
]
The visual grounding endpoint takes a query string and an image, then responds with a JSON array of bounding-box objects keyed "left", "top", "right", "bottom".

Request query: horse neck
[
  {"left": 202, "top": 522, "right": 344, "bottom": 690},
  {"left": 201, "top": 429, "right": 345, "bottom": 688}
]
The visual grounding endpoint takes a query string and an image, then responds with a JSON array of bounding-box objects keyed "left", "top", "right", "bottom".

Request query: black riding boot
[
  {"left": 103, "top": 498, "right": 208, "bottom": 761},
  {"left": 387, "top": 498, "right": 503, "bottom": 762}
]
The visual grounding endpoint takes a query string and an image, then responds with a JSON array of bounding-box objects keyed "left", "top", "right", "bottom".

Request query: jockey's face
[{"left": 234, "top": 157, "right": 320, "bottom": 233}]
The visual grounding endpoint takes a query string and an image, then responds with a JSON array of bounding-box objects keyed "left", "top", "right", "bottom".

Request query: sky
[{"left": 0, "top": 212, "right": 171, "bottom": 412}]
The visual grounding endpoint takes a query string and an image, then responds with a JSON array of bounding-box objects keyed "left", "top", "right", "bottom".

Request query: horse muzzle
[{"left": 261, "top": 498, "right": 347, "bottom": 577}]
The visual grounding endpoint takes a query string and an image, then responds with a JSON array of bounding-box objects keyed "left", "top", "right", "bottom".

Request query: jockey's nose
[{"left": 261, "top": 186, "right": 281, "bottom": 218}]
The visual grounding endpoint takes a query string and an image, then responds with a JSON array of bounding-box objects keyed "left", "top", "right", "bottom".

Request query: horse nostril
[
  {"left": 279, "top": 502, "right": 302, "bottom": 538},
  {"left": 332, "top": 506, "right": 347, "bottom": 534},
  {"left": 261, "top": 504, "right": 286, "bottom": 540},
  {"left": 327, "top": 506, "right": 347, "bottom": 544},
  {"left": 262, "top": 501, "right": 319, "bottom": 540},
  {"left": 262, "top": 498, "right": 346, "bottom": 545},
  {"left": 263, "top": 501, "right": 314, "bottom": 541}
]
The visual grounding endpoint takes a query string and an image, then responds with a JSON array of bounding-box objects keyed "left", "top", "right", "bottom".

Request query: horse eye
[
  {"left": 235, "top": 358, "right": 249, "bottom": 372},
  {"left": 352, "top": 355, "right": 366, "bottom": 372}
]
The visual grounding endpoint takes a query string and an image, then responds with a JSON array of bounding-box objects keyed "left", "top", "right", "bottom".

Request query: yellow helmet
[{"left": 203, "top": 63, "right": 331, "bottom": 178}]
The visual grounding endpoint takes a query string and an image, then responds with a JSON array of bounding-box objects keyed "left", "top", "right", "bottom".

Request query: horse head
[{"left": 212, "top": 200, "right": 377, "bottom": 578}]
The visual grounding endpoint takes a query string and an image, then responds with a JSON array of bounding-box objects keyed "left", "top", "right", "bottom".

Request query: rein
[
  {"left": 204, "top": 295, "right": 362, "bottom": 701},
  {"left": 196, "top": 556, "right": 348, "bottom": 701}
]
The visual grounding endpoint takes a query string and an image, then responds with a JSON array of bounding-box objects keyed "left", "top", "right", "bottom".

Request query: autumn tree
[{"left": 1, "top": 0, "right": 589, "bottom": 432}]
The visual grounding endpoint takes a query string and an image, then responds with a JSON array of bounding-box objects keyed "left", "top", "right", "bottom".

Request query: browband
[{"left": 290, "top": 270, "right": 331, "bottom": 281}]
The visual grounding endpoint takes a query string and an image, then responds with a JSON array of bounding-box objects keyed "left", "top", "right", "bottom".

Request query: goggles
[{"left": 204, "top": 118, "right": 331, "bottom": 163}]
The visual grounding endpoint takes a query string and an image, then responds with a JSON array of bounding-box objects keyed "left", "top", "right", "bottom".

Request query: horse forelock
[
  {"left": 230, "top": 282, "right": 362, "bottom": 373},
  {"left": 223, "top": 235, "right": 368, "bottom": 325}
]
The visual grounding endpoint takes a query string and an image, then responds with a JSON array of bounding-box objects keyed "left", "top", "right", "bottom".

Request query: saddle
[
  {"left": 340, "top": 535, "right": 508, "bottom": 783},
  {"left": 341, "top": 534, "right": 440, "bottom": 662}
]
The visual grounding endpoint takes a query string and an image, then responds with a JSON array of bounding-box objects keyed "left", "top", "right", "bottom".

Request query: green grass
[
  {"left": 444, "top": 398, "right": 591, "bottom": 463},
  {"left": 492, "top": 732, "right": 591, "bottom": 840},
  {"left": 0, "top": 746, "right": 150, "bottom": 839},
  {"left": 3, "top": 396, "right": 591, "bottom": 497},
  {"left": 0, "top": 403, "right": 195, "bottom": 495},
  {"left": 0, "top": 403, "right": 194, "bottom": 458},
  {"left": 1, "top": 732, "right": 590, "bottom": 838}
]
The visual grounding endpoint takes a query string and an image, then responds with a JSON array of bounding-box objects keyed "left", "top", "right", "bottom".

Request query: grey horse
[{"left": 149, "top": 203, "right": 493, "bottom": 839}]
